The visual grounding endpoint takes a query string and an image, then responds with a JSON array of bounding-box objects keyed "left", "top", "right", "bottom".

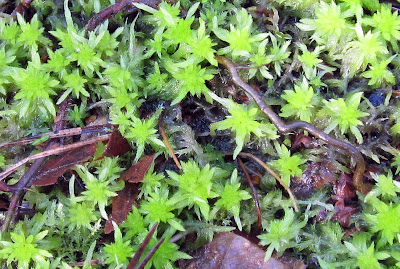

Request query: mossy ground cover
[{"left": 0, "top": 0, "right": 400, "bottom": 268}]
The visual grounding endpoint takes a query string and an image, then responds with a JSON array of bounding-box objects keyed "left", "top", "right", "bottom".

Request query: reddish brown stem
[
  {"left": 216, "top": 56, "right": 370, "bottom": 194},
  {"left": 136, "top": 237, "right": 165, "bottom": 269},
  {"left": 238, "top": 157, "right": 262, "bottom": 230},
  {"left": 0, "top": 134, "right": 111, "bottom": 184},
  {"left": 1, "top": 98, "right": 72, "bottom": 231},
  {"left": 87, "top": 0, "right": 161, "bottom": 31},
  {"left": 239, "top": 152, "right": 298, "bottom": 212},
  {"left": 128, "top": 222, "right": 158, "bottom": 269},
  {"left": 0, "top": 124, "right": 116, "bottom": 150},
  {"left": 158, "top": 113, "right": 182, "bottom": 170}
]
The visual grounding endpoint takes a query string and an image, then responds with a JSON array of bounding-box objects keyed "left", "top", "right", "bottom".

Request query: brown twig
[
  {"left": 86, "top": 0, "right": 161, "bottom": 31},
  {"left": 215, "top": 56, "right": 370, "bottom": 194},
  {"left": 136, "top": 237, "right": 165, "bottom": 269},
  {"left": 128, "top": 222, "right": 158, "bottom": 269},
  {"left": 0, "top": 134, "right": 111, "bottom": 184},
  {"left": 158, "top": 112, "right": 182, "bottom": 170},
  {"left": 1, "top": 98, "right": 72, "bottom": 231},
  {"left": 237, "top": 157, "right": 262, "bottom": 230},
  {"left": 0, "top": 124, "right": 116, "bottom": 150},
  {"left": 1, "top": 151, "right": 48, "bottom": 231},
  {"left": 239, "top": 152, "right": 298, "bottom": 212}
]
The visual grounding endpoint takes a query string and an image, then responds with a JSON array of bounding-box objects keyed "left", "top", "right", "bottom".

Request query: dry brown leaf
[
  {"left": 104, "top": 183, "right": 139, "bottom": 234},
  {"left": 182, "top": 232, "right": 306, "bottom": 269},
  {"left": 32, "top": 144, "right": 96, "bottom": 186},
  {"left": 120, "top": 154, "right": 155, "bottom": 183}
]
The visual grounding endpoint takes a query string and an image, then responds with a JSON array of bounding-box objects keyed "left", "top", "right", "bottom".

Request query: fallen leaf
[
  {"left": 105, "top": 183, "right": 139, "bottom": 234},
  {"left": 332, "top": 174, "right": 356, "bottom": 201},
  {"left": 292, "top": 133, "right": 312, "bottom": 149},
  {"left": 54, "top": 96, "right": 70, "bottom": 132},
  {"left": 182, "top": 232, "right": 306, "bottom": 269},
  {"left": 120, "top": 154, "right": 155, "bottom": 183},
  {"left": 292, "top": 162, "right": 336, "bottom": 198},
  {"left": 332, "top": 199, "right": 358, "bottom": 227},
  {"left": 101, "top": 129, "right": 132, "bottom": 158},
  {"left": 32, "top": 144, "right": 96, "bottom": 187}
]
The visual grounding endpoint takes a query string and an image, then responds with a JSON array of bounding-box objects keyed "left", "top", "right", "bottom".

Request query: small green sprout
[
  {"left": 44, "top": 49, "right": 70, "bottom": 78},
  {"left": 248, "top": 39, "right": 273, "bottom": 80},
  {"left": 68, "top": 102, "right": 88, "bottom": 127},
  {"left": 209, "top": 92, "right": 279, "bottom": 159},
  {"left": 103, "top": 222, "right": 133, "bottom": 267},
  {"left": 121, "top": 206, "right": 147, "bottom": 241},
  {"left": 139, "top": 168, "right": 165, "bottom": 199},
  {"left": 58, "top": 69, "right": 89, "bottom": 104},
  {"left": 68, "top": 201, "right": 99, "bottom": 231},
  {"left": 364, "top": 4, "right": 400, "bottom": 51},
  {"left": 297, "top": 43, "right": 323, "bottom": 74},
  {"left": 364, "top": 197, "right": 400, "bottom": 245},
  {"left": 258, "top": 208, "right": 306, "bottom": 260},
  {"left": 144, "top": 236, "right": 192, "bottom": 269},
  {"left": 366, "top": 171, "right": 400, "bottom": 201},
  {"left": 106, "top": 87, "right": 141, "bottom": 110},
  {"left": 321, "top": 92, "right": 368, "bottom": 143},
  {"left": 168, "top": 160, "right": 218, "bottom": 221},
  {"left": 12, "top": 51, "right": 59, "bottom": 118},
  {"left": 146, "top": 62, "right": 169, "bottom": 93},
  {"left": 273, "top": 144, "right": 306, "bottom": 186},
  {"left": 296, "top": 43, "right": 335, "bottom": 79},
  {"left": 103, "top": 63, "right": 136, "bottom": 91},
  {"left": 342, "top": 24, "right": 388, "bottom": 77},
  {"left": 0, "top": 230, "right": 52, "bottom": 269},
  {"left": 16, "top": 13, "right": 49, "bottom": 50},
  {"left": 361, "top": 56, "right": 395, "bottom": 88},
  {"left": 280, "top": 78, "right": 320, "bottom": 122},
  {"left": 140, "top": 186, "right": 185, "bottom": 231},
  {"left": 73, "top": 162, "right": 124, "bottom": 219},
  {"left": 296, "top": 1, "right": 353, "bottom": 51},
  {"left": 169, "top": 64, "right": 215, "bottom": 105},
  {"left": 163, "top": 17, "right": 194, "bottom": 45},
  {"left": 149, "top": 1, "right": 181, "bottom": 28},
  {"left": 0, "top": 19, "right": 19, "bottom": 44},
  {"left": 124, "top": 109, "right": 165, "bottom": 162},
  {"left": 211, "top": 169, "right": 252, "bottom": 231},
  {"left": 214, "top": 8, "right": 267, "bottom": 58},
  {"left": 188, "top": 18, "right": 217, "bottom": 66},
  {"left": 344, "top": 233, "right": 390, "bottom": 269},
  {"left": 266, "top": 33, "right": 291, "bottom": 76}
]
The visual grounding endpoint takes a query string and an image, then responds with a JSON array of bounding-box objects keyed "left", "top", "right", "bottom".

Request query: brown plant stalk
[
  {"left": 238, "top": 157, "right": 262, "bottom": 230},
  {"left": 215, "top": 56, "right": 370, "bottom": 194},
  {"left": 239, "top": 152, "right": 298, "bottom": 212}
]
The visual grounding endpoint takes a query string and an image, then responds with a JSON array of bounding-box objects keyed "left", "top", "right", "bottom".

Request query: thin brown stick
[
  {"left": 236, "top": 63, "right": 269, "bottom": 70},
  {"left": 238, "top": 157, "right": 262, "bottom": 230},
  {"left": 0, "top": 124, "right": 115, "bottom": 150},
  {"left": 0, "top": 134, "right": 111, "bottom": 183},
  {"left": 2, "top": 98, "right": 72, "bottom": 231},
  {"left": 1, "top": 154, "right": 47, "bottom": 231},
  {"left": 86, "top": 0, "right": 161, "bottom": 31},
  {"left": 158, "top": 114, "right": 182, "bottom": 170},
  {"left": 216, "top": 56, "right": 370, "bottom": 194},
  {"left": 136, "top": 237, "right": 165, "bottom": 269},
  {"left": 128, "top": 222, "right": 158, "bottom": 269},
  {"left": 239, "top": 152, "right": 299, "bottom": 212}
]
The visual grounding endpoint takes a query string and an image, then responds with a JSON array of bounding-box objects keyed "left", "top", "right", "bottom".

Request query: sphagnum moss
[{"left": 0, "top": 0, "right": 399, "bottom": 268}]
